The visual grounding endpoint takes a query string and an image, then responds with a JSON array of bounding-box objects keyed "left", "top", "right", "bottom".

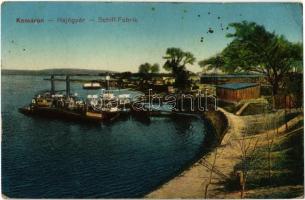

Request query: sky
[{"left": 1, "top": 2, "right": 303, "bottom": 72}]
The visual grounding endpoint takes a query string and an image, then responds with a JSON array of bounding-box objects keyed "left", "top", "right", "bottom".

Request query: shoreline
[
  {"left": 146, "top": 108, "right": 303, "bottom": 198},
  {"left": 140, "top": 111, "right": 228, "bottom": 198},
  {"left": 146, "top": 108, "right": 244, "bottom": 198}
]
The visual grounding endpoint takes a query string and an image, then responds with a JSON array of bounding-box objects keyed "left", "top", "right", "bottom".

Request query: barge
[
  {"left": 19, "top": 75, "right": 121, "bottom": 123},
  {"left": 19, "top": 106, "right": 120, "bottom": 122}
]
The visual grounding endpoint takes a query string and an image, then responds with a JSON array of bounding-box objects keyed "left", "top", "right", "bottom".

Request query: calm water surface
[{"left": 2, "top": 75, "right": 210, "bottom": 198}]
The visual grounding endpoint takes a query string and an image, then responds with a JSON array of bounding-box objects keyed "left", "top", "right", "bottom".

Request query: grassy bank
[
  {"left": 223, "top": 115, "right": 304, "bottom": 198},
  {"left": 218, "top": 101, "right": 243, "bottom": 114},
  {"left": 147, "top": 104, "right": 303, "bottom": 199}
]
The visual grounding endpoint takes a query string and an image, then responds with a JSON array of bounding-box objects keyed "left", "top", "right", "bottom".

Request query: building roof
[
  {"left": 201, "top": 74, "right": 264, "bottom": 78},
  {"left": 216, "top": 83, "right": 259, "bottom": 90}
]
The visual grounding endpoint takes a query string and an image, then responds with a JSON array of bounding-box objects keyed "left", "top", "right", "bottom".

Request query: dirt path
[
  {"left": 146, "top": 108, "right": 246, "bottom": 198},
  {"left": 146, "top": 108, "right": 303, "bottom": 198},
  {"left": 235, "top": 102, "right": 250, "bottom": 116}
]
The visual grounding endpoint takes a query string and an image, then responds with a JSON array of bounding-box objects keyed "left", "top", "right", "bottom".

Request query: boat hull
[
  {"left": 19, "top": 106, "right": 120, "bottom": 123},
  {"left": 83, "top": 86, "right": 102, "bottom": 90}
]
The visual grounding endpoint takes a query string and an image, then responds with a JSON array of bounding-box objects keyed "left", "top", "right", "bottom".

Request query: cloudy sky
[{"left": 1, "top": 2, "right": 303, "bottom": 72}]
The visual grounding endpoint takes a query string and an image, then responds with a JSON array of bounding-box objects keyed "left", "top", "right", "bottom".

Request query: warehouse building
[{"left": 216, "top": 83, "right": 260, "bottom": 103}]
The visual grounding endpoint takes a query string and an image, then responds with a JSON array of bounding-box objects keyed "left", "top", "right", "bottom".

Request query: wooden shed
[{"left": 216, "top": 83, "right": 260, "bottom": 103}]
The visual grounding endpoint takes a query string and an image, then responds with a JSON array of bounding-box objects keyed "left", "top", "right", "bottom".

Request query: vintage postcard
[{"left": 1, "top": 1, "right": 303, "bottom": 199}]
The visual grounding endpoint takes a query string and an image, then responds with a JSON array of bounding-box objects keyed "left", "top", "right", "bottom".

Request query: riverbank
[
  {"left": 146, "top": 108, "right": 243, "bottom": 198},
  {"left": 146, "top": 108, "right": 304, "bottom": 198}
]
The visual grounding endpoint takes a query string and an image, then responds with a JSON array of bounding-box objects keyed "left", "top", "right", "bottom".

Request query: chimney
[
  {"left": 66, "top": 75, "right": 70, "bottom": 97},
  {"left": 51, "top": 75, "right": 55, "bottom": 94}
]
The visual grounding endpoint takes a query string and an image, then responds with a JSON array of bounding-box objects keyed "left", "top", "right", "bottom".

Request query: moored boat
[
  {"left": 83, "top": 82, "right": 102, "bottom": 89},
  {"left": 19, "top": 75, "right": 121, "bottom": 123}
]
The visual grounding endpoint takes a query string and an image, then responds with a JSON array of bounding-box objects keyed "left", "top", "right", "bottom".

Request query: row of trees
[{"left": 138, "top": 21, "right": 302, "bottom": 101}]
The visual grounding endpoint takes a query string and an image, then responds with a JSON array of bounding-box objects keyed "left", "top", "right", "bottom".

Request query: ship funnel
[
  {"left": 66, "top": 75, "right": 70, "bottom": 97},
  {"left": 51, "top": 75, "right": 55, "bottom": 94},
  {"left": 106, "top": 74, "right": 110, "bottom": 90}
]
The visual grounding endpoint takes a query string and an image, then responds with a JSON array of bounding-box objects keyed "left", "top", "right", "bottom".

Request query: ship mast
[
  {"left": 50, "top": 75, "right": 55, "bottom": 95},
  {"left": 66, "top": 75, "right": 70, "bottom": 98}
]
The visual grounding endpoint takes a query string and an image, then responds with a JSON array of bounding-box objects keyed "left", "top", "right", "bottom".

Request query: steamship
[{"left": 19, "top": 75, "right": 121, "bottom": 122}]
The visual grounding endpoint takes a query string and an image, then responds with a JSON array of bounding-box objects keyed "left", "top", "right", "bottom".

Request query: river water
[{"left": 1, "top": 75, "right": 211, "bottom": 198}]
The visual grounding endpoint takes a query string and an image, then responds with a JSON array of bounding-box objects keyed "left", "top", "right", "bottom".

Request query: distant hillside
[{"left": 2, "top": 68, "right": 117, "bottom": 76}]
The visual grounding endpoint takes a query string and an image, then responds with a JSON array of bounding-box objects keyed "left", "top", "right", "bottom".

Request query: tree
[
  {"left": 138, "top": 63, "right": 160, "bottom": 90},
  {"left": 163, "top": 48, "right": 196, "bottom": 90},
  {"left": 198, "top": 54, "right": 224, "bottom": 73},
  {"left": 199, "top": 21, "right": 303, "bottom": 108},
  {"left": 261, "top": 110, "right": 278, "bottom": 185},
  {"left": 150, "top": 63, "right": 160, "bottom": 73},
  {"left": 282, "top": 72, "right": 303, "bottom": 110},
  {"left": 139, "top": 63, "right": 151, "bottom": 74},
  {"left": 237, "top": 131, "right": 260, "bottom": 198},
  {"left": 138, "top": 63, "right": 160, "bottom": 74}
]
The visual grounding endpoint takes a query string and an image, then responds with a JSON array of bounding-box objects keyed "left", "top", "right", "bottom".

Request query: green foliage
[
  {"left": 163, "top": 47, "right": 196, "bottom": 90},
  {"left": 138, "top": 63, "right": 160, "bottom": 74},
  {"left": 138, "top": 63, "right": 151, "bottom": 73},
  {"left": 199, "top": 21, "right": 303, "bottom": 95},
  {"left": 150, "top": 63, "right": 160, "bottom": 73},
  {"left": 225, "top": 121, "right": 304, "bottom": 198},
  {"left": 198, "top": 54, "right": 224, "bottom": 72},
  {"left": 282, "top": 72, "right": 303, "bottom": 107},
  {"left": 240, "top": 103, "right": 272, "bottom": 116}
]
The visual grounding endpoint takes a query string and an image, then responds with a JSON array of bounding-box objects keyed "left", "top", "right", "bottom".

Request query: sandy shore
[{"left": 146, "top": 108, "right": 245, "bottom": 198}]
